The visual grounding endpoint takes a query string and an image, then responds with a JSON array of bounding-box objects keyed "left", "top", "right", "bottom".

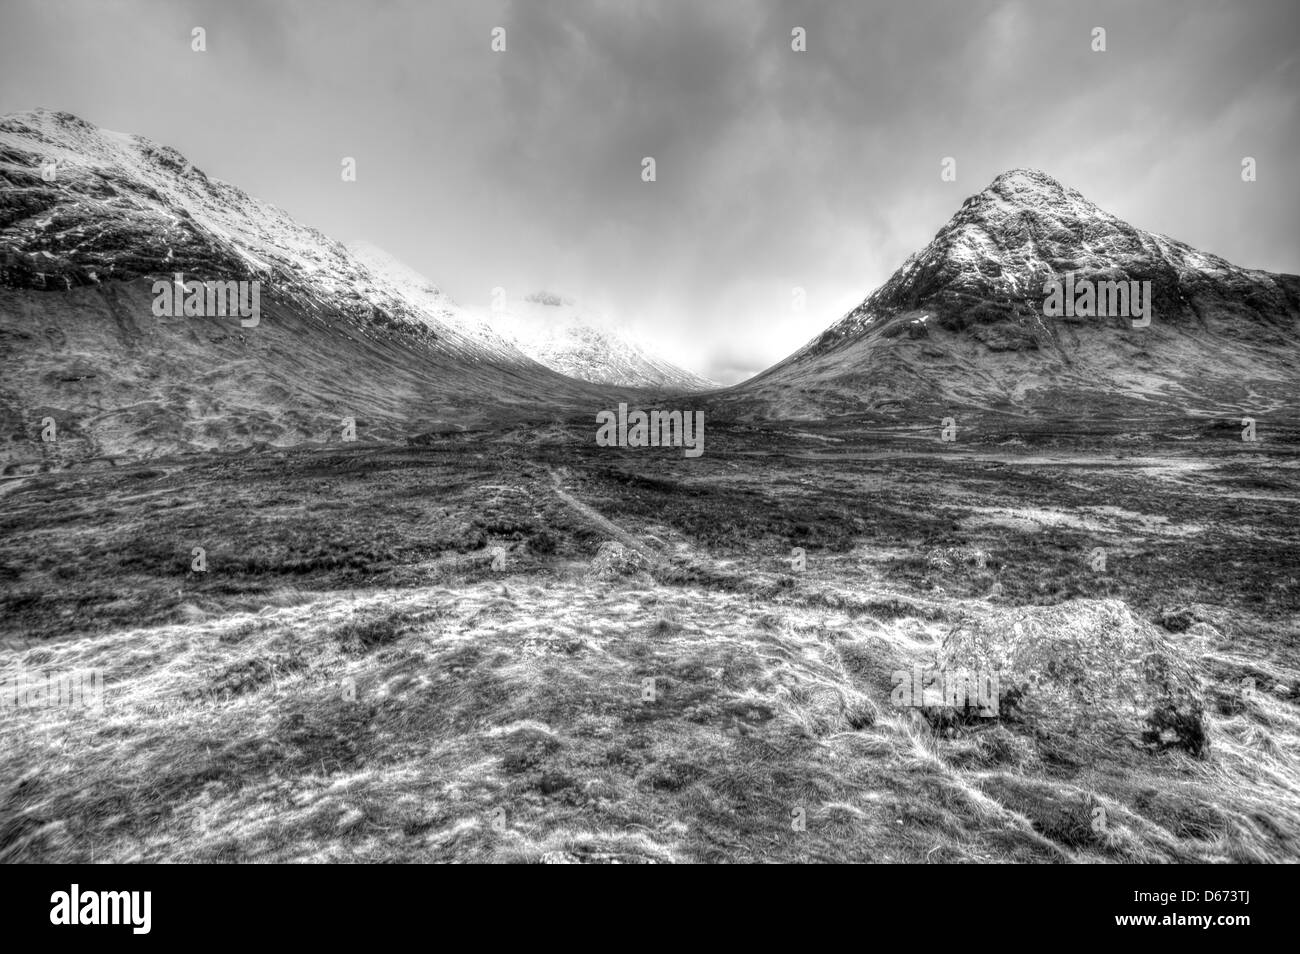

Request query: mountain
[
  {"left": 726, "top": 169, "right": 1300, "bottom": 429},
  {"left": 0, "top": 109, "right": 614, "bottom": 466},
  {"left": 342, "top": 241, "right": 521, "bottom": 360},
  {"left": 483, "top": 291, "right": 718, "bottom": 391}
]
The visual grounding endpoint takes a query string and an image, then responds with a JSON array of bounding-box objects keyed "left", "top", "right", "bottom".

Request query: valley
[{"left": 2, "top": 108, "right": 1298, "bottom": 866}]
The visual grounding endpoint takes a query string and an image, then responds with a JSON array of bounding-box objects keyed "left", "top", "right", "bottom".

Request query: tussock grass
[{"left": 1, "top": 437, "right": 1296, "bottom": 861}]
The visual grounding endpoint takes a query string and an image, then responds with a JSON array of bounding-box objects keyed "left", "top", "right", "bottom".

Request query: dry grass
[{"left": 1, "top": 434, "right": 1297, "bottom": 862}]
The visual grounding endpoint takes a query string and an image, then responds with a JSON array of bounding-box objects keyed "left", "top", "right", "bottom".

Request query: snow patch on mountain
[
  {"left": 342, "top": 242, "right": 523, "bottom": 360},
  {"left": 483, "top": 292, "right": 719, "bottom": 390}
]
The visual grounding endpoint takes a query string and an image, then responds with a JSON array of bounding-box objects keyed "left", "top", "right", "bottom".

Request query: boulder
[
  {"left": 936, "top": 599, "right": 1208, "bottom": 756},
  {"left": 586, "top": 541, "right": 651, "bottom": 579}
]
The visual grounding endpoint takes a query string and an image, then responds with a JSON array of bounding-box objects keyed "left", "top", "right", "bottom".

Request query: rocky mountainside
[
  {"left": 484, "top": 291, "right": 718, "bottom": 391},
  {"left": 726, "top": 169, "right": 1300, "bottom": 429},
  {"left": 0, "top": 109, "right": 617, "bottom": 466}
]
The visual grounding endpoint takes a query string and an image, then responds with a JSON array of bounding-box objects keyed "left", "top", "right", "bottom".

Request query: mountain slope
[
  {"left": 343, "top": 241, "right": 522, "bottom": 360},
  {"left": 727, "top": 170, "right": 1300, "bottom": 427},
  {"left": 0, "top": 109, "right": 615, "bottom": 465},
  {"left": 484, "top": 292, "right": 718, "bottom": 390}
]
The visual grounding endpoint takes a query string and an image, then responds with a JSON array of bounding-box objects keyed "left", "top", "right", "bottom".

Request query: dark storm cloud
[{"left": 2, "top": 0, "right": 1297, "bottom": 383}]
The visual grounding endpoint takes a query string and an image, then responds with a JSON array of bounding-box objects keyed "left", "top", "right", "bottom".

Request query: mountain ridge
[
  {"left": 0, "top": 108, "right": 627, "bottom": 465},
  {"left": 727, "top": 168, "right": 1300, "bottom": 426}
]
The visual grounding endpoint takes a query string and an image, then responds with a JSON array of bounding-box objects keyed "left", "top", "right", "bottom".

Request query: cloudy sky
[{"left": 2, "top": 0, "right": 1297, "bottom": 383}]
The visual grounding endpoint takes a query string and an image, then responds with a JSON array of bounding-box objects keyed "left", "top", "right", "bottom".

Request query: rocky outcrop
[{"left": 936, "top": 599, "right": 1209, "bottom": 757}]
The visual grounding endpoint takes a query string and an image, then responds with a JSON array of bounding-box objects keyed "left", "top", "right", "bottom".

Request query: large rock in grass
[
  {"left": 937, "top": 599, "right": 1208, "bottom": 756},
  {"left": 586, "top": 541, "right": 651, "bottom": 579}
]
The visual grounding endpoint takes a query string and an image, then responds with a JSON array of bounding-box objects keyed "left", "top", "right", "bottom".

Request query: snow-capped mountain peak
[
  {"left": 484, "top": 291, "right": 718, "bottom": 391},
  {"left": 732, "top": 169, "right": 1300, "bottom": 424},
  {"left": 0, "top": 108, "right": 616, "bottom": 461}
]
